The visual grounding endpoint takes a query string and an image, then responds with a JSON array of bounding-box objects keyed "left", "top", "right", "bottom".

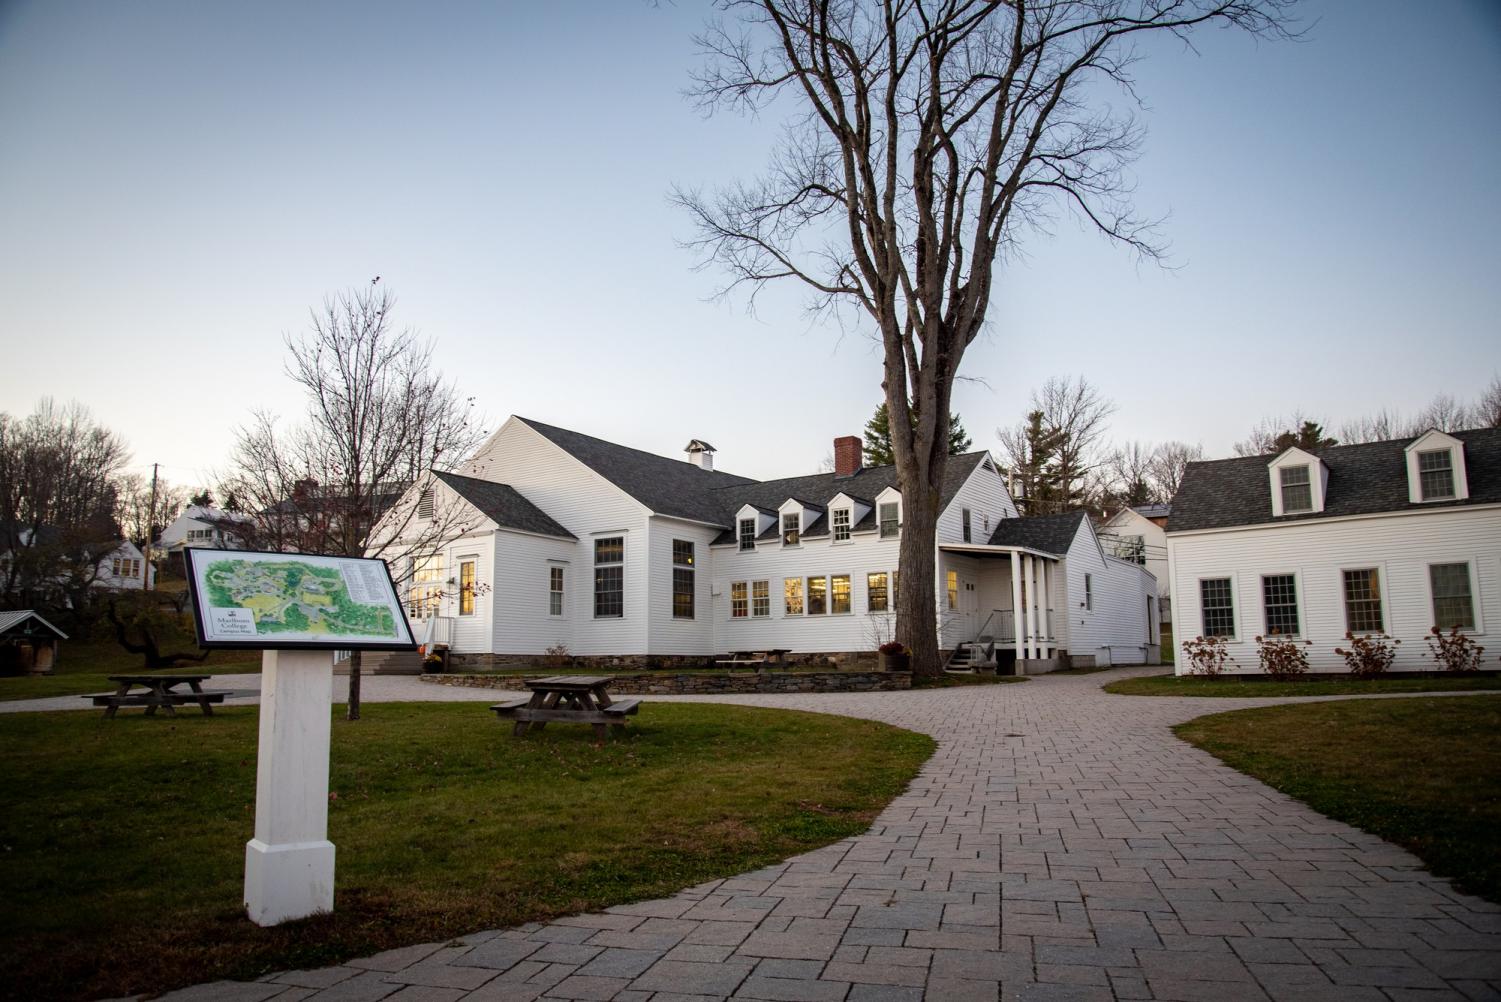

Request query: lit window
[
  {"left": 738, "top": 518, "right": 756, "bottom": 551},
  {"left": 784, "top": 577, "right": 804, "bottom": 615},
  {"left": 1279, "top": 465, "right": 1312, "bottom": 513},
  {"left": 458, "top": 559, "right": 476, "bottom": 616},
  {"left": 752, "top": 580, "right": 770, "bottom": 617},
  {"left": 946, "top": 570, "right": 958, "bottom": 610},
  {"left": 1418, "top": 450, "right": 1455, "bottom": 500},
  {"left": 1261, "top": 574, "right": 1298, "bottom": 636},
  {"left": 831, "top": 575, "right": 851, "bottom": 614},
  {"left": 672, "top": 540, "right": 694, "bottom": 619},
  {"left": 730, "top": 581, "right": 748, "bottom": 618},
  {"left": 594, "top": 537, "right": 623, "bottom": 618},
  {"left": 1199, "top": 578, "right": 1234, "bottom": 638},
  {"left": 808, "top": 575, "right": 827, "bottom": 615},
  {"left": 962, "top": 509, "right": 972, "bottom": 543},
  {"left": 1430, "top": 563, "right": 1475, "bottom": 630},
  {"left": 832, "top": 508, "right": 851, "bottom": 542},
  {"left": 111, "top": 557, "right": 122, "bottom": 576},
  {"left": 878, "top": 502, "right": 899, "bottom": 538},
  {"left": 1342, "top": 568, "right": 1383, "bottom": 633},
  {"left": 549, "top": 566, "right": 564, "bottom": 616},
  {"left": 408, "top": 555, "right": 444, "bottom": 618},
  {"left": 782, "top": 513, "right": 800, "bottom": 546},
  {"left": 867, "top": 572, "right": 889, "bottom": 613}
]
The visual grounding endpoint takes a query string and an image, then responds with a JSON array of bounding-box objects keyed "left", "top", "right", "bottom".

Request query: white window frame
[
  {"left": 547, "top": 562, "right": 567, "bottom": 618},
  {"left": 457, "top": 555, "right": 478, "bottom": 617},
  {"left": 730, "top": 580, "right": 749, "bottom": 619},
  {"left": 738, "top": 518, "right": 757, "bottom": 552},
  {"left": 878, "top": 501, "right": 900, "bottom": 539},
  {"left": 1416, "top": 449, "right": 1457, "bottom": 502},
  {"left": 752, "top": 579, "right": 771, "bottom": 618},
  {"left": 961, "top": 508, "right": 972, "bottom": 543},
  {"left": 867, "top": 571, "right": 890, "bottom": 613},
  {"left": 1197, "top": 574, "right": 1239, "bottom": 641},
  {"left": 1339, "top": 563, "right": 1389, "bottom": 636},
  {"left": 593, "top": 535, "right": 625, "bottom": 619},
  {"left": 1425, "top": 559, "right": 1483, "bottom": 634},
  {"left": 807, "top": 575, "right": 829, "bottom": 615},
  {"left": 830, "top": 573, "right": 852, "bottom": 615},
  {"left": 783, "top": 576, "right": 804, "bottom": 616},
  {"left": 671, "top": 539, "right": 695, "bottom": 620},
  {"left": 832, "top": 508, "right": 852, "bottom": 543},
  {"left": 1259, "top": 570, "right": 1304, "bottom": 639},
  {"left": 781, "top": 512, "right": 800, "bottom": 546},
  {"left": 1084, "top": 573, "right": 1093, "bottom": 612},
  {"left": 1278, "top": 465, "right": 1313, "bottom": 514}
]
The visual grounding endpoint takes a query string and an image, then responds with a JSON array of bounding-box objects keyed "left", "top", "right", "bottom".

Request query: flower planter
[{"left": 879, "top": 652, "right": 910, "bottom": 672}]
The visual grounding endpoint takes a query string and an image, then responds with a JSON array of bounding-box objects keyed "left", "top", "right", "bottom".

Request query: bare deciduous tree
[
  {"left": 116, "top": 473, "right": 187, "bottom": 551},
  {"left": 224, "top": 280, "right": 484, "bottom": 718},
  {"left": 1102, "top": 440, "right": 1156, "bottom": 508},
  {"left": 676, "top": 0, "right": 1293, "bottom": 673},
  {"left": 1147, "top": 440, "right": 1203, "bottom": 501},
  {"left": 1477, "top": 375, "right": 1501, "bottom": 430}
]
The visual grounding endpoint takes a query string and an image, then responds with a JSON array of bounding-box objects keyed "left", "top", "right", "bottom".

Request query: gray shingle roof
[
  {"left": 519, "top": 418, "right": 756, "bottom": 525},
  {"left": 985, "top": 511, "right": 1087, "bottom": 554},
  {"left": 1168, "top": 428, "right": 1501, "bottom": 533},
  {"left": 1131, "top": 503, "right": 1171, "bottom": 520},
  {"left": 0, "top": 609, "right": 68, "bottom": 640},
  {"left": 434, "top": 471, "right": 577, "bottom": 540}
]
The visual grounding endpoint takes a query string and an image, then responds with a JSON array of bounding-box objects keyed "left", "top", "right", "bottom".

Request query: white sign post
[
  {"left": 244, "top": 649, "right": 337, "bottom": 926},
  {"left": 182, "top": 548, "right": 416, "bottom": 928}
]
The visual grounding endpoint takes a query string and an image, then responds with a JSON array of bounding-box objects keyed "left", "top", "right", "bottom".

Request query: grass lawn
[
  {"left": 1175, "top": 696, "right": 1501, "bottom": 904},
  {"left": 0, "top": 701, "right": 933, "bottom": 1000},
  {"left": 1105, "top": 672, "right": 1501, "bottom": 698},
  {"left": 0, "top": 636, "right": 261, "bottom": 701}
]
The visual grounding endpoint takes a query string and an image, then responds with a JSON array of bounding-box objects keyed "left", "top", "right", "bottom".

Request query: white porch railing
[
  {"left": 977, "top": 609, "right": 1055, "bottom": 644},
  {"left": 415, "top": 615, "right": 455, "bottom": 649}
]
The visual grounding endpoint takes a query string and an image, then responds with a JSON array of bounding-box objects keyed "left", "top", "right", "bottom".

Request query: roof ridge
[{"left": 517, "top": 416, "right": 758, "bottom": 486}]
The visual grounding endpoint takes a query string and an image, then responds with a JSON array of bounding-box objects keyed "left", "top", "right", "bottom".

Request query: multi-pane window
[
  {"left": 867, "top": 571, "right": 889, "bottom": 612},
  {"left": 594, "top": 536, "right": 624, "bottom": 618},
  {"left": 549, "top": 566, "right": 565, "bottom": 616},
  {"left": 1342, "top": 568, "right": 1384, "bottom": 633},
  {"left": 738, "top": 518, "right": 756, "bottom": 551},
  {"left": 962, "top": 509, "right": 972, "bottom": 543},
  {"left": 458, "top": 558, "right": 476, "bottom": 616},
  {"left": 1200, "top": 577, "right": 1235, "bottom": 638},
  {"left": 1279, "top": 465, "right": 1312, "bottom": 513},
  {"left": 946, "top": 570, "right": 958, "bottom": 610},
  {"left": 784, "top": 577, "right": 804, "bottom": 615},
  {"left": 807, "top": 575, "right": 827, "bottom": 615},
  {"left": 1418, "top": 450, "right": 1455, "bottom": 500},
  {"left": 832, "top": 508, "right": 851, "bottom": 542},
  {"left": 1261, "top": 574, "right": 1299, "bottom": 636},
  {"left": 1085, "top": 574, "right": 1093, "bottom": 611},
  {"left": 879, "top": 502, "right": 899, "bottom": 538},
  {"left": 831, "top": 575, "right": 851, "bottom": 614},
  {"left": 409, "top": 555, "right": 444, "bottom": 618},
  {"left": 672, "top": 539, "right": 694, "bottom": 619},
  {"left": 730, "top": 581, "right": 748, "bottom": 618},
  {"left": 1430, "top": 563, "right": 1475, "bottom": 630},
  {"left": 752, "top": 580, "right": 770, "bottom": 617},
  {"left": 782, "top": 513, "right": 800, "bottom": 546}
]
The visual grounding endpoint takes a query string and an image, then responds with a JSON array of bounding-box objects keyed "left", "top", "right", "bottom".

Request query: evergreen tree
[
  {"left": 1000, "top": 411, "right": 1065, "bottom": 515},
  {"left": 862, "top": 403, "right": 972, "bottom": 467}
]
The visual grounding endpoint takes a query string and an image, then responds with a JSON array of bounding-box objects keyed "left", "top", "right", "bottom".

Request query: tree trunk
[
  {"left": 346, "top": 649, "right": 361, "bottom": 721},
  {"left": 895, "top": 479, "right": 942, "bottom": 677}
]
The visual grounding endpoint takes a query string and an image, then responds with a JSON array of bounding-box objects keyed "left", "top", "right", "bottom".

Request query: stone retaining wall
[{"left": 420, "top": 670, "right": 912, "bottom": 694}]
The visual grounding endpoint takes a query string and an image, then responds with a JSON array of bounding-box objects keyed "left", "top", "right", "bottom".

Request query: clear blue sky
[{"left": 1, "top": 0, "right": 1498, "bottom": 486}]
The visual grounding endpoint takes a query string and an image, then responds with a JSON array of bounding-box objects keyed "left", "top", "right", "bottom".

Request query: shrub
[
  {"left": 1425, "top": 626, "right": 1487, "bottom": 673},
  {"left": 543, "top": 642, "right": 572, "bottom": 667},
  {"left": 1182, "top": 635, "right": 1234, "bottom": 677},
  {"left": 1334, "top": 632, "right": 1401, "bottom": 678},
  {"left": 1256, "top": 634, "right": 1312, "bottom": 681},
  {"left": 878, "top": 641, "right": 906, "bottom": 655}
]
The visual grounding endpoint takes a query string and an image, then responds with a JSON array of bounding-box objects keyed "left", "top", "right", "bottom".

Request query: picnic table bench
[
  {"left": 83, "top": 675, "right": 233, "bottom": 718},
  {"left": 713, "top": 649, "right": 792, "bottom": 671},
  {"left": 491, "top": 675, "right": 640, "bottom": 742}
]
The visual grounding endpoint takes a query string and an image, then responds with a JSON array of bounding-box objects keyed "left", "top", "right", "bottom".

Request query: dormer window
[
  {"left": 832, "top": 508, "right": 851, "bottom": 542},
  {"left": 782, "top": 512, "right": 800, "bottom": 546},
  {"left": 878, "top": 502, "right": 899, "bottom": 538},
  {"left": 1417, "top": 450, "right": 1455, "bottom": 500},
  {"left": 1279, "top": 465, "right": 1312, "bottom": 513},
  {"left": 738, "top": 518, "right": 756, "bottom": 552}
]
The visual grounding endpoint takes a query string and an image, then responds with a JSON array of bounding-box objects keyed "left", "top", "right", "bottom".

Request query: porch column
[
  {"left": 1010, "top": 550, "right": 1024, "bottom": 664},
  {"left": 1041, "top": 561, "right": 1052, "bottom": 656},
  {"left": 1025, "top": 555, "right": 1040, "bottom": 660}
]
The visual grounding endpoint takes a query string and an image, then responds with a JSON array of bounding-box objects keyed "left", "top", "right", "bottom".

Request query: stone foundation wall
[
  {"left": 447, "top": 651, "right": 879, "bottom": 672},
  {"left": 421, "top": 669, "right": 912, "bottom": 695}
]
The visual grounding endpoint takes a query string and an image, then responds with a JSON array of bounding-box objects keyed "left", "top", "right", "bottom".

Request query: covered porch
[{"left": 938, "top": 544, "right": 1064, "bottom": 664}]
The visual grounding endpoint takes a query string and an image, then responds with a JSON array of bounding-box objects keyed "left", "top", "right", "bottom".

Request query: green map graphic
[{"left": 204, "top": 559, "right": 397, "bottom": 638}]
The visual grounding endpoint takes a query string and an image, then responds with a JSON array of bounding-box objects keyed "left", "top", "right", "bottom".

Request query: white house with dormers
[
  {"left": 1166, "top": 427, "right": 1501, "bottom": 674},
  {"left": 369, "top": 416, "right": 1159, "bottom": 670}
]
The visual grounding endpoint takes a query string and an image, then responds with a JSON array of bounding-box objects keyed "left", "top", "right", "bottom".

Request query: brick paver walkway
[{"left": 148, "top": 670, "right": 1499, "bottom": 1001}]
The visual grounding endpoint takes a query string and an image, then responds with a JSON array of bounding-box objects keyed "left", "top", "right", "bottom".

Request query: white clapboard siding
[
  {"left": 645, "top": 516, "right": 721, "bottom": 656},
  {"left": 1064, "top": 521, "right": 1156, "bottom": 665},
  {"left": 937, "top": 456, "right": 1019, "bottom": 544},
  {"left": 1168, "top": 506, "right": 1501, "bottom": 674}
]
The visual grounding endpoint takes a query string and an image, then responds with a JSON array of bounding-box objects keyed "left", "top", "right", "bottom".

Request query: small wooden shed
[{"left": 0, "top": 610, "right": 68, "bottom": 676}]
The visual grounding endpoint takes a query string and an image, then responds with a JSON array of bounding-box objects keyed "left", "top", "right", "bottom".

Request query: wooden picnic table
[
  {"left": 490, "top": 675, "right": 641, "bottom": 741},
  {"left": 714, "top": 649, "right": 792, "bottom": 670},
  {"left": 84, "top": 674, "right": 232, "bottom": 718}
]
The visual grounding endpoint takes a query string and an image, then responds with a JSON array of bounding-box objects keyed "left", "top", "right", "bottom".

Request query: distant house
[
  {"left": 95, "top": 540, "right": 156, "bottom": 590},
  {"left": 369, "top": 416, "right": 1160, "bottom": 670},
  {"left": 1167, "top": 427, "right": 1501, "bottom": 674},
  {"left": 158, "top": 506, "right": 252, "bottom": 555},
  {"left": 1100, "top": 503, "right": 1171, "bottom": 623}
]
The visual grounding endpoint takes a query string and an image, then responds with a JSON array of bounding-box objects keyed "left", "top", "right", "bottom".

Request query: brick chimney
[{"left": 833, "top": 435, "right": 862, "bottom": 477}]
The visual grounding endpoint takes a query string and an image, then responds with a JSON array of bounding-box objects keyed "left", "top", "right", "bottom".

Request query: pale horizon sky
[{"left": 1, "top": 0, "right": 1498, "bottom": 489}]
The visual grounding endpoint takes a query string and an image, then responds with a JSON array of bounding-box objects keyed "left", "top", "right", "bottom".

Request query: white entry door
[{"left": 959, "top": 576, "right": 979, "bottom": 638}]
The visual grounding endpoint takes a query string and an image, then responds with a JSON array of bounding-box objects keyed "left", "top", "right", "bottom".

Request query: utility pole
[{"left": 142, "top": 463, "right": 159, "bottom": 592}]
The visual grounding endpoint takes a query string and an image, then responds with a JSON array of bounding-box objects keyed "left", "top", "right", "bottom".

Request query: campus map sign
[{"left": 184, "top": 548, "right": 416, "bottom": 650}]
